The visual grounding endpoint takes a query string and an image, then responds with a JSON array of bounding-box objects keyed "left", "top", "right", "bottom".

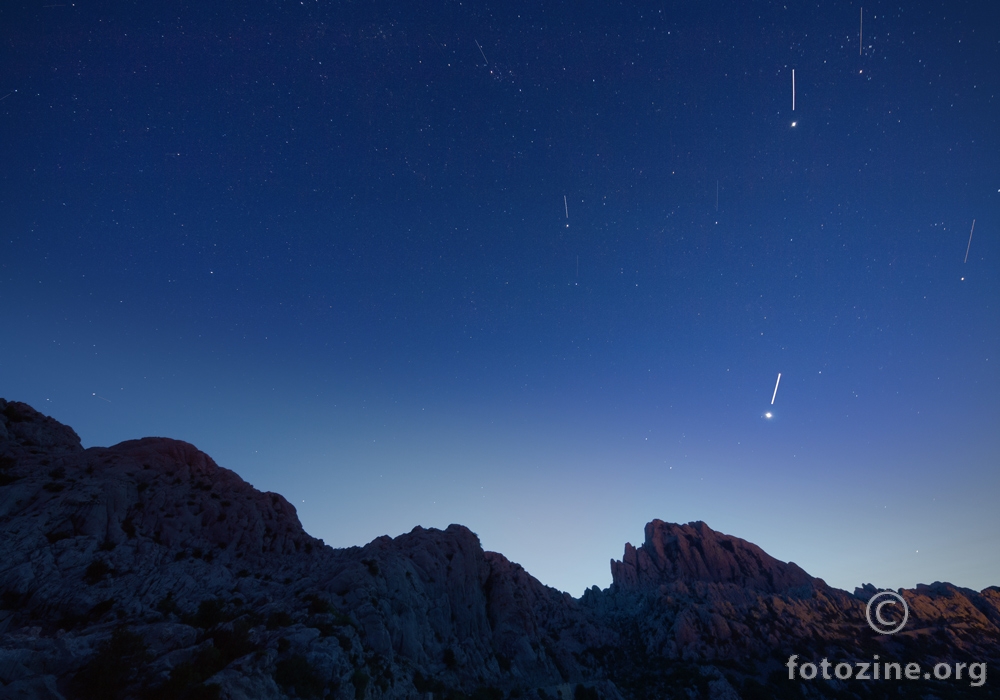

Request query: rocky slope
[
  {"left": 583, "top": 520, "right": 1000, "bottom": 697},
  {"left": 1, "top": 398, "right": 998, "bottom": 700}
]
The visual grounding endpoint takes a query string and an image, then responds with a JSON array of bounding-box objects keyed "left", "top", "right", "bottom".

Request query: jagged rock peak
[
  {"left": 0, "top": 398, "right": 83, "bottom": 454},
  {"left": 0, "top": 397, "right": 320, "bottom": 566},
  {"left": 610, "top": 519, "right": 817, "bottom": 594}
]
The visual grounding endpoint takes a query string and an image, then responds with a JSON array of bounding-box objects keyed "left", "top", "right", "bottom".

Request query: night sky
[{"left": 1, "top": 1, "right": 997, "bottom": 597}]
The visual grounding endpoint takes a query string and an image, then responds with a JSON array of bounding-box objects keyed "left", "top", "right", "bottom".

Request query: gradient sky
[{"left": 1, "top": 0, "right": 997, "bottom": 597}]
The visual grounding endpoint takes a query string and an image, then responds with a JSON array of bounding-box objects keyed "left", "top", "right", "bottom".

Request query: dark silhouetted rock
[{"left": 1, "top": 398, "right": 998, "bottom": 699}]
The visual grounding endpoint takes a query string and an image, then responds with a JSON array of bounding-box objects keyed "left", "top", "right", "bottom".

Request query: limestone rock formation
[
  {"left": 0, "top": 399, "right": 617, "bottom": 700},
  {"left": 1, "top": 397, "right": 998, "bottom": 700},
  {"left": 610, "top": 520, "right": 815, "bottom": 594}
]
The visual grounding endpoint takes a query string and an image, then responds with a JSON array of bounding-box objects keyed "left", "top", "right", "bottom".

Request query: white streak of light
[{"left": 964, "top": 219, "right": 975, "bottom": 263}]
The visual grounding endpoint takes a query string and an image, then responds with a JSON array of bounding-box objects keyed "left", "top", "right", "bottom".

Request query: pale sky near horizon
[{"left": 2, "top": 0, "right": 997, "bottom": 596}]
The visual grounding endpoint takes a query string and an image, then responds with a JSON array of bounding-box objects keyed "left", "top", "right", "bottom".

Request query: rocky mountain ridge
[{"left": 1, "top": 398, "right": 997, "bottom": 700}]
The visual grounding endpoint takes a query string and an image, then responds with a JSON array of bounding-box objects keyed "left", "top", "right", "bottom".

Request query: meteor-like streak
[
  {"left": 964, "top": 219, "right": 975, "bottom": 263},
  {"left": 771, "top": 372, "right": 782, "bottom": 405}
]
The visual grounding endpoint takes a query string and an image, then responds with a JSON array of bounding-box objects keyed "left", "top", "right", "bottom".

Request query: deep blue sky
[{"left": 2, "top": 0, "right": 997, "bottom": 597}]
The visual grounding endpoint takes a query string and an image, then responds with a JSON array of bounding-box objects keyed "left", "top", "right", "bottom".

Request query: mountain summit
[
  {"left": 611, "top": 519, "right": 815, "bottom": 594},
  {"left": 1, "top": 398, "right": 998, "bottom": 700}
]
